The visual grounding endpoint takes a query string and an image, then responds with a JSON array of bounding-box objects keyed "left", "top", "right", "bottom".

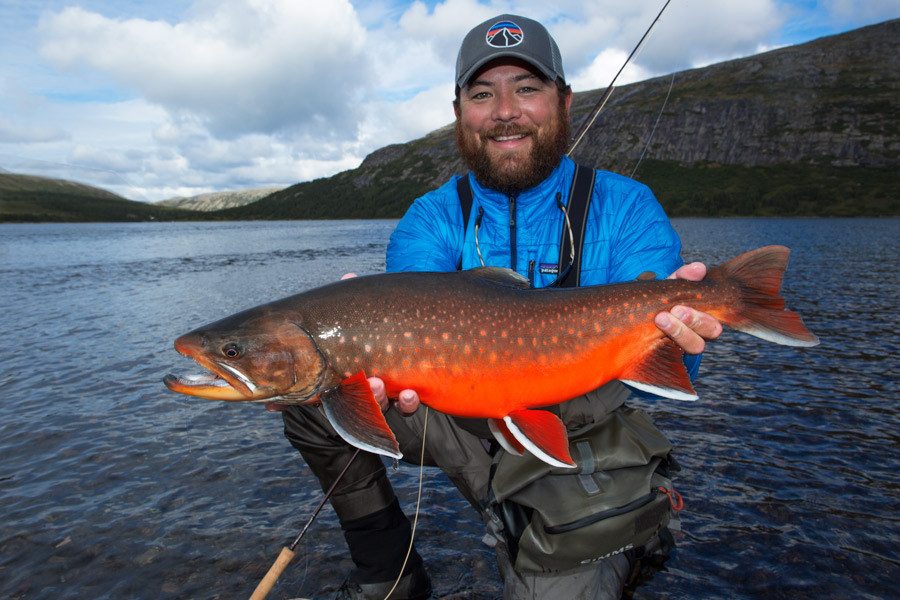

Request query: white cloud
[
  {"left": 0, "top": 116, "right": 69, "bottom": 144},
  {"left": 825, "top": 0, "right": 900, "bottom": 23},
  {"left": 37, "top": 1, "right": 371, "bottom": 139}
]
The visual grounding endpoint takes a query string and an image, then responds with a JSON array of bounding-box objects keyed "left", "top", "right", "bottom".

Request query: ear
[
  {"left": 453, "top": 99, "right": 461, "bottom": 120},
  {"left": 563, "top": 86, "right": 573, "bottom": 115}
]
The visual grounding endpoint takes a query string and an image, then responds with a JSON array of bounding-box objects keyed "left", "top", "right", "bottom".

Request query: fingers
[
  {"left": 655, "top": 305, "right": 723, "bottom": 355},
  {"left": 367, "top": 376, "right": 420, "bottom": 415},
  {"left": 394, "top": 389, "right": 421, "bottom": 416},
  {"left": 368, "top": 376, "right": 389, "bottom": 411},
  {"left": 667, "top": 262, "right": 707, "bottom": 282}
]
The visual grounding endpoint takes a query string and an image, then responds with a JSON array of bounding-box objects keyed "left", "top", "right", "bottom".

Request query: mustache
[{"left": 480, "top": 124, "right": 537, "bottom": 140}]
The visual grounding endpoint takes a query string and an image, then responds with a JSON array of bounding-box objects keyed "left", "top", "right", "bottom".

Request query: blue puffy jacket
[{"left": 387, "top": 155, "right": 700, "bottom": 380}]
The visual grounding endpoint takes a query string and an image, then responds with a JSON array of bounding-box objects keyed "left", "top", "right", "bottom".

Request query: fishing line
[
  {"left": 630, "top": 71, "right": 677, "bottom": 178},
  {"left": 382, "top": 406, "right": 429, "bottom": 600},
  {"left": 567, "top": 0, "right": 675, "bottom": 156}
]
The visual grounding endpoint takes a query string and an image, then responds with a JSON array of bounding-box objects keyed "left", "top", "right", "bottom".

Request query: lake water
[{"left": 1, "top": 218, "right": 898, "bottom": 600}]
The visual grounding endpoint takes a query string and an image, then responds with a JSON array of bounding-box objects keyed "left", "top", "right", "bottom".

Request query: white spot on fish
[{"left": 318, "top": 327, "right": 340, "bottom": 340}]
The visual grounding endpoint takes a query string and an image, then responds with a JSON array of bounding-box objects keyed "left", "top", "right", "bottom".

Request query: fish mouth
[
  {"left": 165, "top": 336, "right": 260, "bottom": 401},
  {"left": 164, "top": 360, "right": 260, "bottom": 402}
]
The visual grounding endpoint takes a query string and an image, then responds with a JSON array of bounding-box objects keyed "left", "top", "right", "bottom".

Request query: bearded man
[{"left": 279, "top": 14, "right": 721, "bottom": 600}]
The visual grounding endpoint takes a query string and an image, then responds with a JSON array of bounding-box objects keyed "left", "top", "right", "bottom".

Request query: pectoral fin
[
  {"left": 320, "top": 371, "right": 402, "bottom": 459},
  {"left": 504, "top": 409, "right": 575, "bottom": 468},
  {"left": 620, "top": 338, "right": 698, "bottom": 400}
]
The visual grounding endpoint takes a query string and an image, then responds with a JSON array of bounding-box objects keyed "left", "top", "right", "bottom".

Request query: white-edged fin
[
  {"left": 504, "top": 415, "right": 575, "bottom": 469},
  {"left": 218, "top": 363, "right": 258, "bottom": 393},
  {"left": 320, "top": 372, "right": 402, "bottom": 459},
  {"left": 488, "top": 419, "right": 524, "bottom": 456},
  {"left": 323, "top": 401, "right": 403, "bottom": 459},
  {"left": 737, "top": 325, "right": 820, "bottom": 347},
  {"left": 621, "top": 380, "right": 698, "bottom": 401},
  {"left": 618, "top": 338, "right": 698, "bottom": 401}
]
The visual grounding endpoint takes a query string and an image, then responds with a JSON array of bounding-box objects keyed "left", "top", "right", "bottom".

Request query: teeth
[{"left": 494, "top": 134, "right": 525, "bottom": 142}]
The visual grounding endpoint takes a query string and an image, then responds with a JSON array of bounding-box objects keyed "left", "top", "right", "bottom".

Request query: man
[{"left": 278, "top": 14, "right": 721, "bottom": 600}]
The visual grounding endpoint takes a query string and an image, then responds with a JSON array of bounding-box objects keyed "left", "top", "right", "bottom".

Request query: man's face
[{"left": 455, "top": 59, "right": 572, "bottom": 195}]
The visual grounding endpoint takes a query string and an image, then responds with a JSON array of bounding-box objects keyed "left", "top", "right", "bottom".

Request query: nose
[{"left": 492, "top": 88, "right": 521, "bottom": 122}]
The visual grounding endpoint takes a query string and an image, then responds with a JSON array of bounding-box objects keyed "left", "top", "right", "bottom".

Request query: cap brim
[{"left": 457, "top": 52, "right": 560, "bottom": 88}]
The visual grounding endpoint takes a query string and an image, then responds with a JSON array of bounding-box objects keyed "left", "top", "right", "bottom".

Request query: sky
[{"left": 1, "top": 0, "right": 898, "bottom": 202}]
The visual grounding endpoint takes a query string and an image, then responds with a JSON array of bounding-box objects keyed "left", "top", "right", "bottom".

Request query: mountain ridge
[{"left": 2, "top": 19, "right": 897, "bottom": 222}]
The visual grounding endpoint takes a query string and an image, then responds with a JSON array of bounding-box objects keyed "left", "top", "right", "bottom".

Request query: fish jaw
[{"left": 163, "top": 371, "right": 252, "bottom": 401}]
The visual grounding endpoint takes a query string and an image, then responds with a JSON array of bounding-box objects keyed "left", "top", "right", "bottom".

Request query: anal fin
[
  {"left": 620, "top": 338, "right": 698, "bottom": 400},
  {"left": 320, "top": 371, "right": 402, "bottom": 459},
  {"left": 505, "top": 409, "right": 575, "bottom": 468},
  {"left": 489, "top": 418, "right": 525, "bottom": 456}
]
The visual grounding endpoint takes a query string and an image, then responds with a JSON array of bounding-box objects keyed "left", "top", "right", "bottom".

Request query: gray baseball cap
[{"left": 455, "top": 14, "right": 565, "bottom": 89}]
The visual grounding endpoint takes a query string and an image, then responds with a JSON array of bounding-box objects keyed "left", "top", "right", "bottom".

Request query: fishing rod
[
  {"left": 567, "top": 0, "right": 675, "bottom": 156},
  {"left": 249, "top": 448, "right": 361, "bottom": 600}
]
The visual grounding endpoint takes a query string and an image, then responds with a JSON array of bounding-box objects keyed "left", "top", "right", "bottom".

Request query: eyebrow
[{"left": 468, "top": 72, "right": 543, "bottom": 89}]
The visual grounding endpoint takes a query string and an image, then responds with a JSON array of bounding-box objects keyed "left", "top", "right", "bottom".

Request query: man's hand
[
  {"left": 654, "top": 262, "right": 723, "bottom": 355},
  {"left": 369, "top": 376, "right": 421, "bottom": 416}
]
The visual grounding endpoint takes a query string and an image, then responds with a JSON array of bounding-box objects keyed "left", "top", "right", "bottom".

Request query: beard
[{"left": 455, "top": 96, "right": 571, "bottom": 196}]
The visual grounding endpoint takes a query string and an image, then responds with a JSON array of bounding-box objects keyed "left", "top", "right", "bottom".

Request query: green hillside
[{"left": 0, "top": 174, "right": 206, "bottom": 222}]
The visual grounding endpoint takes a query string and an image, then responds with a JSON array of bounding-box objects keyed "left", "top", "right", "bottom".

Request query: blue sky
[{"left": 1, "top": 0, "right": 897, "bottom": 202}]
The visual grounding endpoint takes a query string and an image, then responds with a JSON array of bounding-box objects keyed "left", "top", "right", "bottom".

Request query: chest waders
[{"left": 457, "top": 167, "right": 682, "bottom": 572}]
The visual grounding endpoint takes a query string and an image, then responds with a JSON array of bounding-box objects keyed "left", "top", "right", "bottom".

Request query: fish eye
[{"left": 222, "top": 343, "right": 242, "bottom": 359}]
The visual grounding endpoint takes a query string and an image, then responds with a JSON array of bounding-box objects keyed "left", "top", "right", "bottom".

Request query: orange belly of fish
[{"left": 377, "top": 323, "right": 659, "bottom": 418}]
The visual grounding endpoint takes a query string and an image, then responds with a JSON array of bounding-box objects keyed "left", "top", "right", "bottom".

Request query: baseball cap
[{"left": 455, "top": 14, "right": 565, "bottom": 89}]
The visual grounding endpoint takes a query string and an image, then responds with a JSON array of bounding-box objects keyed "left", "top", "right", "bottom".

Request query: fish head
[{"left": 164, "top": 307, "right": 327, "bottom": 404}]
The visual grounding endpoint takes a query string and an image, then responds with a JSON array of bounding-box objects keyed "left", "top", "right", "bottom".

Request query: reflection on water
[{"left": 1, "top": 218, "right": 898, "bottom": 599}]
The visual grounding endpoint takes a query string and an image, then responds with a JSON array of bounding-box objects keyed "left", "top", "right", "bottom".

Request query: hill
[
  {"left": 155, "top": 187, "right": 284, "bottom": 211},
  {"left": 217, "top": 19, "right": 899, "bottom": 220},
  {"left": 0, "top": 173, "right": 207, "bottom": 222}
]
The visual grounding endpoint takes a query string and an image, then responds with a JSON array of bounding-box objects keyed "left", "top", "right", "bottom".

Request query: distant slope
[
  {"left": 155, "top": 187, "right": 283, "bottom": 211},
  {"left": 3, "top": 20, "right": 897, "bottom": 222},
  {"left": 0, "top": 173, "right": 206, "bottom": 222},
  {"left": 218, "top": 19, "right": 899, "bottom": 220}
]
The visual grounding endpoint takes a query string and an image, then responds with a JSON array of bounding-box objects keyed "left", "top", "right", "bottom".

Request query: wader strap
[
  {"left": 557, "top": 163, "right": 596, "bottom": 288},
  {"left": 456, "top": 174, "right": 474, "bottom": 271}
]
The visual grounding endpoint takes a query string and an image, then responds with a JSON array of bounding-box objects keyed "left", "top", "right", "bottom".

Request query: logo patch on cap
[{"left": 486, "top": 20, "right": 523, "bottom": 48}]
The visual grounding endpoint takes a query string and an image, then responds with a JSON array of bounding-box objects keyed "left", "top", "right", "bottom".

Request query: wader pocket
[{"left": 490, "top": 406, "right": 680, "bottom": 572}]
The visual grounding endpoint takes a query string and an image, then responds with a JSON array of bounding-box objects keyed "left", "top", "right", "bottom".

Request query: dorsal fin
[{"left": 467, "top": 266, "right": 531, "bottom": 289}]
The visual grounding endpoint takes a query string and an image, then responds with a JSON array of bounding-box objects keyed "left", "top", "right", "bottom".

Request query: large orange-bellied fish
[{"left": 164, "top": 245, "right": 818, "bottom": 468}]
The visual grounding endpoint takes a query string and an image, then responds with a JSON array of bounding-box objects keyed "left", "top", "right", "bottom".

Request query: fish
[{"left": 164, "top": 245, "right": 818, "bottom": 468}]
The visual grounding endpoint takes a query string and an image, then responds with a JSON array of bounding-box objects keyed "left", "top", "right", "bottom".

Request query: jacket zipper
[{"left": 508, "top": 196, "right": 517, "bottom": 269}]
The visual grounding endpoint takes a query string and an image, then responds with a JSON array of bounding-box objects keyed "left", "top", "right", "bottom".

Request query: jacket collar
[{"left": 468, "top": 155, "right": 575, "bottom": 208}]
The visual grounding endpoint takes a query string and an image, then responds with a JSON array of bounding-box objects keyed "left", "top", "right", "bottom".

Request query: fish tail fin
[{"left": 710, "top": 245, "right": 819, "bottom": 347}]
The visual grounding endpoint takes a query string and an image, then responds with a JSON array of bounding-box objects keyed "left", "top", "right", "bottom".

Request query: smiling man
[{"left": 281, "top": 14, "right": 721, "bottom": 600}]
